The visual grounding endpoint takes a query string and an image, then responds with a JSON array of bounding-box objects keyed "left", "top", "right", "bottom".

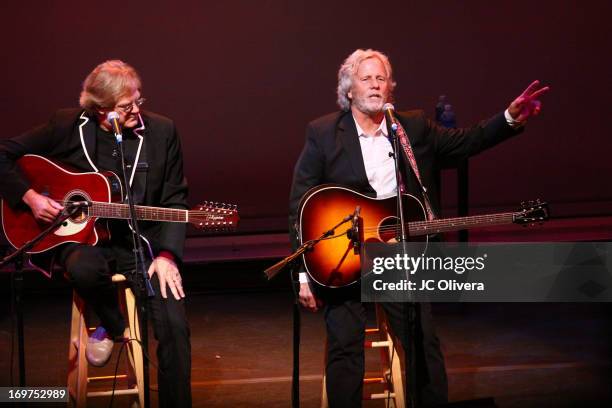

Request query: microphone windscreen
[{"left": 382, "top": 103, "right": 395, "bottom": 112}]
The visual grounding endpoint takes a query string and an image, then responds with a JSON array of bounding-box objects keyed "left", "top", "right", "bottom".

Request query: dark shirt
[
  {"left": 95, "top": 125, "right": 140, "bottom": 180},
  {"left": 94, "top": 124, "right": 143, "bottom": 245}
]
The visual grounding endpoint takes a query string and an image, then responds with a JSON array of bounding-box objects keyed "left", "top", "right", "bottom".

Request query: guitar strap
[{"left": 393, "top": 119, "right": 436, "bottom": 221}]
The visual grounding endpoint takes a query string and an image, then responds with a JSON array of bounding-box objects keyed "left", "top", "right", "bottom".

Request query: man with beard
[
  {"left": 289, "top": 48, "right": 548, "bottom": 407},
  {"left": 0, "top": 60, "right": 191, "bottom": 407}
]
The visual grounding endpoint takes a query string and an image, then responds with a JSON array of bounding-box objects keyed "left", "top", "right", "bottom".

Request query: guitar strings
[
  {"left": 56, "top": 199, "right": 235, "bottom": 219},
  {"left": 359, "top": 213, "right": 515, "bottom": 235},
  {"left": 363, "top": 213, "right": 514, "bottom": 231}
]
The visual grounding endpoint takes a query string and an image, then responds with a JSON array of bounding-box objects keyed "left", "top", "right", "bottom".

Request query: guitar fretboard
[
  {"left": 408, "top": 212, "right": 515, "bottom": 236},
  {"left": 90, "top": 202, "right": 187, "bottom": 222}
]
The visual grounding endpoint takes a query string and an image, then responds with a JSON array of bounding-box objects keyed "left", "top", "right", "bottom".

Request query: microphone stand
[
  {"left": 114, "top": 129, "right": 153, "bottom": 408},
  {"left": 0, "top": 204, "right": 84, "bottom": 387},
  {"left": 386, "top": 117, "right": 419, "bottom": 408},
  {"left": 264, "top": 213, "right": 356, "bottom": 408}
]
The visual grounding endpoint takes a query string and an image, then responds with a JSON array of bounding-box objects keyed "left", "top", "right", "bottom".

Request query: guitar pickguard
[{"left": 53, "top": 218, "right": 88, "bottom": 237}]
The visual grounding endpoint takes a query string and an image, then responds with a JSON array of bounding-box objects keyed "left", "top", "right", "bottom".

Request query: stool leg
[
  {"left": 320, "top": 372, "right": 328, "bottom": 408},
  {"left": 320, "top": 339, "right": 329, "bottom": 408},
  {"left": 67, "top": 292, "right": 88, "bottom": 407},
  {"left": 388, "top": 335, "right": 405, "bottom": 408},
  {"left": 124, "top": 285, "right": 144, "bottom": 408},
  {"left": 377, "top": 304, "right": 406, "bottom": 408}
]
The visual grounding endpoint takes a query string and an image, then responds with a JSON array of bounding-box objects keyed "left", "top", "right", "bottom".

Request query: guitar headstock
[
  {"left": 189, "top": 202, "right": 239, "bottom": 232},
  {"left": 513, "top": 199, "right": 549, "bottom": 226}
]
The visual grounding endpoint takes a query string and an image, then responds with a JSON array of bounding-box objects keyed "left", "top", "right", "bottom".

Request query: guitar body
[
  {"left": 1, "top": 155, "right": 121, "bottom": 253},
  {"left": 299, "top": 185, "right": 427, "bottom": 288}
]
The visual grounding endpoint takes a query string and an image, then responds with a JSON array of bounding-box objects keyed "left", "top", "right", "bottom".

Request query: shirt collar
[{"left": 353, "top": 115, "right": 389, "bottom": 138}]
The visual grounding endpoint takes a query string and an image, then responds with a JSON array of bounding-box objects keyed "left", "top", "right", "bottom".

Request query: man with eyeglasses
[{"left": 0, "top": 60, "right": 191, "bottom": 406}]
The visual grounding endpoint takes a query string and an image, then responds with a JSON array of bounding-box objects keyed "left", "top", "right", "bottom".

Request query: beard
[{"left": 351, "top": 93, "right": 386, "bottom": 115}]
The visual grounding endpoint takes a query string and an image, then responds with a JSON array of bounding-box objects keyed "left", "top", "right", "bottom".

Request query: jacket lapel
[
  {"left": 130, "top": 113, "right": 147, "bottom": 203},
  {"left": 337, "top": 112, "right": 372, "bottom": 192},
  {"left": 77, "top": 111, "right": 98, "bottom": 172}
]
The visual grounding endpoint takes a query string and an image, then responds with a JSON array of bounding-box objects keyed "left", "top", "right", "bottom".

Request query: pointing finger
[
  {"left": 521, "top": 80, "right": 541, "bottom": 96},
  {"left": 528, "top": 86, "right": 550, "bottom": 100}
]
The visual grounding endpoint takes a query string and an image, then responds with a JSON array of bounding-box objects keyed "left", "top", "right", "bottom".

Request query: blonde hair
[
  {"left": 79, "top": 60, "right": 141, "bottom": 111},
  {"left": 337, "top": 49, "right": 396, "bottom": 111}
]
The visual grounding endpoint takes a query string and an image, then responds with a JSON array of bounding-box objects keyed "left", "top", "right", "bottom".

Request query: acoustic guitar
[
  {"left": 298, "top": 184, "right": 548, "bottom": 288},
  {"left": 1, "top": 155, "right": 239, "bottom": 254}
]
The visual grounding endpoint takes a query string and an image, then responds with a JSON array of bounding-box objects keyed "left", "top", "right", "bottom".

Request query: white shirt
[{"left": 354, "top": 116, "right": 398, "bottom": 199}]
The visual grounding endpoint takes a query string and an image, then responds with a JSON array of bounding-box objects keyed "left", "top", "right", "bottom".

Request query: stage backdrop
[{"left": 1, "top": 1, "right": 610, "bottom": 234}]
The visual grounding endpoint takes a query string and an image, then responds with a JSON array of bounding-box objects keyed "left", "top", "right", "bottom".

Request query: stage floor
[{"left": 1, "top": 260, "right": 611, "bottom": 407}]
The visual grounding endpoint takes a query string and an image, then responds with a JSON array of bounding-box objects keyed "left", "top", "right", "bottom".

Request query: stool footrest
[
  {"left": 364, "top": 340, "right": 390, "bottom": 348},
  {"left": 366, "top": 391, "right": 396, "bottom": 400},
  {"left": 88, "top": 374, "right": 128, "bottom": 382},
  {"left": 87, "top": 388, "right": 139, "bottom": 398}
]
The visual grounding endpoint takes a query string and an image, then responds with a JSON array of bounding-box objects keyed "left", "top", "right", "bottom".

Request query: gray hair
[
  {"left": 336, "top": 49, "right": 396, "bottom": 111},
  {"left": 79, "top": 60, "right": 141, "bottom": 112}
]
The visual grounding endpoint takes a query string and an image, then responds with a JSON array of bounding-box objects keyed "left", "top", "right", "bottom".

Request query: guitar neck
[
  {"left": 408, "top": 212, "right": 516, "bottom": 236},
  {"left": 90, "top": 202, "right": 188, "bottom": 223}
]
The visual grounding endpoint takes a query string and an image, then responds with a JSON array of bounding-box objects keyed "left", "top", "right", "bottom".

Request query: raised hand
[{"left": 508, "top": 80, "right": 550, "bottom": 123}]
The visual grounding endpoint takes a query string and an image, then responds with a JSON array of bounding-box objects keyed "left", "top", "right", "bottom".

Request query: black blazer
[
  {"left": 288, "top": 109, "right": 521, "bottom": 249},
  {"left": 0, "top": 108, "right": 189, "bottom": 261}
]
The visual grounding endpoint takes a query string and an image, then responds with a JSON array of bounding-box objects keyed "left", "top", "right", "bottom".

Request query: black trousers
[
  {"left": 59, "top": 243, "right": 192, "bottom": 408},
  {"left": 322, "top": 288, "right": 448, "bottom": 408}
]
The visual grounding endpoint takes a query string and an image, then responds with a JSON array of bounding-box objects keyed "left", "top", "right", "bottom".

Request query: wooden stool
[
  {"left": 67, "top": 274, "right": 144, "bottom": 408},
  {"left": 321, "top": 304, "right": 405, "bottom": 407}
]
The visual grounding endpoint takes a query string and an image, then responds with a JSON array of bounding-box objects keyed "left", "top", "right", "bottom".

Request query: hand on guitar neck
[{"left": 22, "top": 189, "right": 64, "bottom": 223}]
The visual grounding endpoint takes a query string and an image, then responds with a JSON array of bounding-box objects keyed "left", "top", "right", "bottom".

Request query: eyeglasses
[{"left": 115, "top": 97, "right": 146, "bottom": 113}]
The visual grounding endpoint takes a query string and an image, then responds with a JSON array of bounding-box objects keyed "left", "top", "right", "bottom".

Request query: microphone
[
  {"left": 106, "top": 111, "right": 123, "bottom": 143},
  {"left": 350, "top": 205, "right": 361, "bottom": 248},
  {"left": 383, "top": 102, "right": 397, "bottom": 125},
  {"left": 352, "top": 206, "right": 361, "bottom": 229}
]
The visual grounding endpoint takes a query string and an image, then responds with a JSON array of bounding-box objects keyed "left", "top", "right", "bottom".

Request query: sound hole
[
  {"left": 66, "top": 193, "right": 89, "bottom": 223},
  {"left": 378, "top": 216, "right": 400, "bottom": 243}
]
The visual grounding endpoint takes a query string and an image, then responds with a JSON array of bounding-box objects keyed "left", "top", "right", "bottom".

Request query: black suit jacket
[
  {"left": 0, "top": 108, "right": 189, "bottom": 261},
  {"left": 289, "top": 109, "right": 521, "bottom": 251}
]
